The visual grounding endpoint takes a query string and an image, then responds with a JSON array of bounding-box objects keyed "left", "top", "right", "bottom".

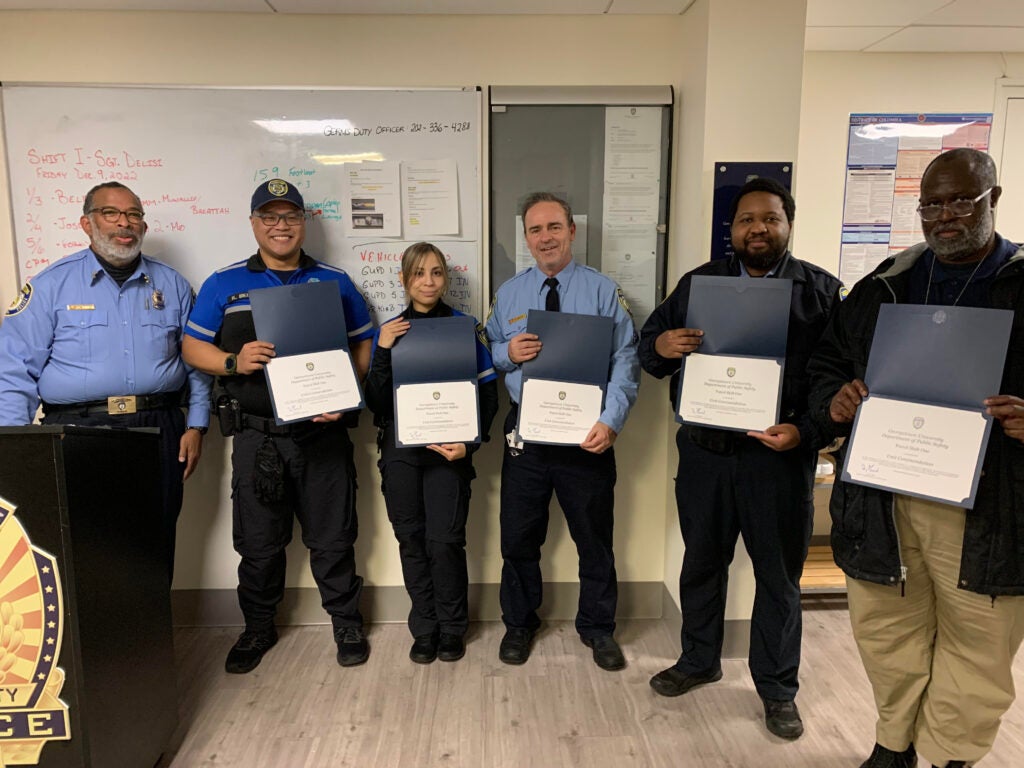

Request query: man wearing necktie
[{"left": 485, "top": 192, "right": 640, "bottom": 670}]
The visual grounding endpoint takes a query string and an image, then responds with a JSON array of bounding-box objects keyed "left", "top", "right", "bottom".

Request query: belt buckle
[{"left": 107, "top": 395, "right": 137, "bottom": 415}]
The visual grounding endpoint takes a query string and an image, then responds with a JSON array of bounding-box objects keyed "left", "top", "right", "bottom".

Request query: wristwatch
[
  {"left": 224, "top": 353, "right": 238, "bottom": 375},
  {"left": 187, "top": 426, "right": 208, "bottom": 435}
]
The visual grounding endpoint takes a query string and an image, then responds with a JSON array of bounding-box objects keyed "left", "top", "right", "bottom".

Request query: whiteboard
[{"left": 1, "top": 85, "right": 482, "bottom": 320}]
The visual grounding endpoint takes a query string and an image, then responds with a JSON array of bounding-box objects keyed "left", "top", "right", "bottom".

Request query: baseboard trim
[{"left": 171, "top": 580, "right": 665, "bottom": 627}]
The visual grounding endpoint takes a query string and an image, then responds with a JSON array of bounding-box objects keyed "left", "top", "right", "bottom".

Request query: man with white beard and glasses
[
  {"left": 808, "top": 148, "right": 1024, "bottom": 768},
  {"left": 0, "top": 182, "right": 211, "bottom": 577}
]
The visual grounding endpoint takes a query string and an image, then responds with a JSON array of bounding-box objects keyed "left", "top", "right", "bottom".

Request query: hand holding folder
[
  {"left": 842, "top": 303, "right": 1013, "bottom": 508},
  {"left": 517, "top": 310, "right": 614, "bottom": 446},
  {"left": 249, "top": 282, "right": 363, "bottom": 425}
]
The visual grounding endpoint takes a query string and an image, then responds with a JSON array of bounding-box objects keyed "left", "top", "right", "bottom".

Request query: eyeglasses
[
  {"left": 88, "top": 207, "right": 145, "bottom": 224},
  {"left": 917, "top": 188, "right": 993, "bottom": 222},
  {"left": 255, "top": 212, "right": 306, "bottom": 227}
]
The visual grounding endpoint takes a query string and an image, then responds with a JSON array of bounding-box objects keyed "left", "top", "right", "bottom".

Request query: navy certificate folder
[
  {"left": 391, "top": 316, "right": 480, "bottom": 447},
  {"left": 248, "top": 281, "right": 362, "bottom": 424},
  {"left": 841, "top": 303, "right": 1013, "bottom": 508},
  {"left": 863, "top": 303, "right": 1012, "bottom": 406},
  {"left": 249, "top": 281, "right": 350, "bottom": 354},
  {"left": 392, "top": 316, "right": 477, "bottom": 384},
  {"left": 684, "top": 275, "right": 792, "bottom": 356},
  {"left": 521, "top": 310, "right": 614, "bottom": 385},
  {"left": 676, "top": 276, "right": 792, "bottom": 428}
]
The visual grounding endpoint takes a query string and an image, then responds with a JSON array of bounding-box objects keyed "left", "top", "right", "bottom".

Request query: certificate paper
[
  {"left": 518, "top": 379, "right": 604, "bottom": 445},
  {"left": 264, "top": 349, "right": 362, "bottom": 422},
  {"left": 843, "top": 396, "right": 990, "bottom": 508},
  {"left": 395, "top": 381, "right": 479, "bottom": 446},
  {"left": 840, "top": 303, "right": 1012, "bottom": 508},
  {"left": 677, "top": 353, "right": 782, "bottom": 432}
]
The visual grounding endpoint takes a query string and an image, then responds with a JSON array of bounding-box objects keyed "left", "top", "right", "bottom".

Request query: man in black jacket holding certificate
[
  {"left": 807, "top": 148, "right": 1024, "bottom": 768},
  {"left": 639, "top": 177, "right": 840, "bottom": 740}
]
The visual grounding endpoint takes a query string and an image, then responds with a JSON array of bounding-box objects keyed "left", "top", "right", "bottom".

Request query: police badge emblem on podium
[{"left": 0, "top": 496, "right": 71, "bottom": 764}]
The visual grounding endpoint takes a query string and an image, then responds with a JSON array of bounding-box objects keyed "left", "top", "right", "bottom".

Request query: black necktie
[{"left": 544, "top": 277, "right": 560, "bottom": 312}]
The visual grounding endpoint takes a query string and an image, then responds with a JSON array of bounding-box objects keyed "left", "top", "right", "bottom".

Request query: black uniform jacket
[
  {"left": 807, "top": 235, "right": 1024, "bottom": 596},
  {"left": 639, "top": 252, "right": 841, "bottom": 453}
]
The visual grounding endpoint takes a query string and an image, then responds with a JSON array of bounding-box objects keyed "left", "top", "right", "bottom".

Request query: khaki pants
[{"left": 847, "top": 495, "right": 1024, "bottom": 766}]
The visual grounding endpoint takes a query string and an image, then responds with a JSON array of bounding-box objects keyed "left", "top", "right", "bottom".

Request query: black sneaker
[
  {"left": 763, "top": 698, "right": 803, "bottom": 740},
  {"left": 335, "top": 626, "right": 369, "bottom": 667},
  {"left": 859, "top": 742, "right": 917, "bottom": 768},
  {"left": 498, "top": 627, "right": 536, "bottom": 665},
  {"left": 437, "top": 633, "right": 465, "bottom": 662},
  {"left": 225, "top": 627, "right": 277, "bottom": 674},
  {"left": 409, "top": 634, "right": 438, "bottom": 664},
  {"left": 649, "top": 665, "right": 723, "bottom": 697}
]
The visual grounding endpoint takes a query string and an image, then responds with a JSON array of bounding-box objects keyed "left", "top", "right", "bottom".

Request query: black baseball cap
[{"left": 251, "top": 178, "right": 304, "bottom": 213}]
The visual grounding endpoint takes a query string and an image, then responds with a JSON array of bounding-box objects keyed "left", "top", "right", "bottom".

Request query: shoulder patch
[
  {"left": 616, "top": 287, "right": 633, "bottom": 318},
  {"left": 839, "top": 286, "right": 849, "bottom": 301},
  {"left": 484, "top": 295, "right": 497, "bottom": 326},
  {"left": 476, "top": 322, "right": 491, "bottom": 350},
  {"left": 5, "top": 283, "right": 32, "bottom": 317}
]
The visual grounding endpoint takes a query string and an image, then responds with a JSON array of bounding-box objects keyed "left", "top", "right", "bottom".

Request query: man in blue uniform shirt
[
  {"left": 183, "top": 179, "right": 374, "bottom": 674},
  {"left": 485, "top": 192, "right": 640, "bottom": 670},
  {"left": 0, "top": 181, "right": 211, "bottom": 577}
]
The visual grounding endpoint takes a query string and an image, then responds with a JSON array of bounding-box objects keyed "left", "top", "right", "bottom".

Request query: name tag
[
  {"left": 508, "top": 313, "right": 527, "bottom": 324},
  {"left": 66, "top": 304, "right": 96, "bottom": 310}
]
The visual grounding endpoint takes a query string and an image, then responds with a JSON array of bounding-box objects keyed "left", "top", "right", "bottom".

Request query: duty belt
[{"left": 42, "top": 392, "right": 184, "bottom": 416}]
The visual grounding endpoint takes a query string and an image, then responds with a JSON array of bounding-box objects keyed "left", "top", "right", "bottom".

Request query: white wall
[{"left": 0, "top": 10, "right": 689, "bottom": 593}]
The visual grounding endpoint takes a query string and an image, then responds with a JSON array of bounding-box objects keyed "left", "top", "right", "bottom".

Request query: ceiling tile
[
  {"left": 805, "top": 26, "right": 903, "bottom": 52},
  {"left": 269, "top": 0, "right": 609, "bottom": 13},
  {"left": 866, "top": 25, "right": 1024, "bottom": 52},
  {"left": 806, "top": 0, "right": 948, "bottom": 28},
  {"left": 918, "top": 0, "right": 1024, "bottom": 27},
  {"left": 0, "top": 0, "right": 269, "bottom": 9},
  {"left": 606, "top": 0, "right": 694, "bottom": 14}
]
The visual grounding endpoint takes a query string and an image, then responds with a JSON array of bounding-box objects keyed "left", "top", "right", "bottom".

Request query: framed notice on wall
[{"left": 838, "top": 113, "right": 992, "bottom": 287}]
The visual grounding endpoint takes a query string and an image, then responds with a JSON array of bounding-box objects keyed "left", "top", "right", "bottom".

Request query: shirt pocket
[
  {"left": 139, "top": 309, "right": 182, "bottom": 360},
  {"left": 54, "top": 308, "right": 110, "bottom": 362}
]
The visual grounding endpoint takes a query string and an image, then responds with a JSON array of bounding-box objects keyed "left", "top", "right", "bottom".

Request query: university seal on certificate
[{"left": 0, "top": 495, "right": 71, "bottom": 765}]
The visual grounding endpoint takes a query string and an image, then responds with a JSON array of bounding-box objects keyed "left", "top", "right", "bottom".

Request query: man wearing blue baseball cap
[{"left": 183, "top": 179, "right": 374, "bottom": 673}]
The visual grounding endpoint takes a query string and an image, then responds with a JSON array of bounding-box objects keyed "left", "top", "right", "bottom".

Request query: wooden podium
[{"left": 0, "top": 426, "right": 178, "bottom": 768}]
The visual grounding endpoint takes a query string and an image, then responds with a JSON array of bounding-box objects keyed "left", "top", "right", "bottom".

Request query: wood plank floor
[{"left": 162, "top": 601, "right": 1024, "bottom": 767}]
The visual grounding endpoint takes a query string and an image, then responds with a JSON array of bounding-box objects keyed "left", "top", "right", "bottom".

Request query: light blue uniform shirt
[
  {"left": 0, "top": 249, "right": 212, "bottom": 427},
  {"left": 485, "top": 259, "right": 640, "bottom": 434}
]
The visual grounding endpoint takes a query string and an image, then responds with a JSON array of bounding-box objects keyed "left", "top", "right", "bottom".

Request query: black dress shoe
[
  {"left": 763, "top": 698, "right": 803, "bottom": 740},
  {"left": 225, "top": 627, "right": 278, "bottom": 674},
  {"left": 437, "top": 633, "right": 465, "bottom": 662},
  {"left": 409, "top": 634, "right": 438, "bottom": 664},
  {"left": 649, "top": 665, "right": 722, "bottom": 697},
  {"left": 582, "top": 635, "right": 626, "bottom": 671},
  {"left": 335, "top": 626, "right": 370, "bottom": 667},
  {"left": 859, "top": 742, "right": 917, "bottom": 768},
  {"left": 498, "top": 627, "right": 536, "bottom": 665}
]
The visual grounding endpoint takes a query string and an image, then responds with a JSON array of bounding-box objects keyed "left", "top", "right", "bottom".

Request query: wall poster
[{"left": 838, "top": 113, "right": 992, "bottom": 287}]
